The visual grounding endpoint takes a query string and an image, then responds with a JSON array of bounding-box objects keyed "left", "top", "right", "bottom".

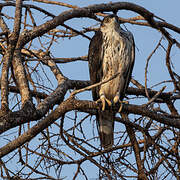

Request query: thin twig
[
  {"left": 142, "top": 86, "right": 166, "bottom": 107},
  {"left": 71, "top": 72, "right": 121, "bottom": 96},
  {"left": 144, "top": 37, "right": 163, "bottom": 100},
  {"left": 166, "top": 42, "right": 179, "bottom": 91}
]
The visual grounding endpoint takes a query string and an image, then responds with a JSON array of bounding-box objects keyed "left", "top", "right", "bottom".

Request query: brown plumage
[{"left": 88, "top": 15, "right": 135, "bottom": 149}]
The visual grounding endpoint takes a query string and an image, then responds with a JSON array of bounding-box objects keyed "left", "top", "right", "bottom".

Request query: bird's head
[{"left": 101, "top": 15, "right": 120, "bottom": 29}]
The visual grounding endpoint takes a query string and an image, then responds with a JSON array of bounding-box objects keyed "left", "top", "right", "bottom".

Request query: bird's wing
[
  {"left": 88, "top": 30, "right": 103, "bottom": 101},
  {"left": 120, "top": 33, "right": 135, "bottom": 100}
]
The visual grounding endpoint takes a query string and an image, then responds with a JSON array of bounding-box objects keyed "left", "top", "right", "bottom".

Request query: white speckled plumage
[
  {"left": 100, "top": 17, "right": 134, "bottom": 103},
  {"left": 88, "top": 15, "right": 135, "bottom": 148}
]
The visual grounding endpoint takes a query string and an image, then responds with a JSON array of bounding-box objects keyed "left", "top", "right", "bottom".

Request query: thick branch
[
  {"left": 0, "top": 79, "right": 68, "bottom": 134},
  {"left": 0, "top": 0, "right": 23, "bottom": 112},
  {"left": 0, "top": 95, "right": 180, "bottom": 159},
  {"left": 125, "top": 122, "right": 147, "bottom": 179},
  {"left": 12, "top": 50, "right": 32, "bottom": 105},
  {"left": 11, "top": 0, "right": 22, "bottom": 45}
]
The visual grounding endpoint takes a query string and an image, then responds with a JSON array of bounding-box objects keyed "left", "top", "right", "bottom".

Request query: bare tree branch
[{"left": 0, "top": 1, "right": 179, "bottom": 179}]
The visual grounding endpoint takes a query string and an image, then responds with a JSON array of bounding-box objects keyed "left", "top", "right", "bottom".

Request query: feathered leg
[{"left": 113, "top": 94, "right": 128, "bottom": 112}]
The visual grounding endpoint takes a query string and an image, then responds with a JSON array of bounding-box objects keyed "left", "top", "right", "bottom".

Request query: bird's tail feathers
[{"left": 98, "top": 111, "right": 114, "bottom": 149}]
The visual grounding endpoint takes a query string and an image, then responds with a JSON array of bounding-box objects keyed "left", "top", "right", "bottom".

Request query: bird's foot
[
  {"left": 118, "top": 100, "right": 129, "bottom": 112},
  {"left": 113, "top": 95, "right": 128, "bottom": 112},
  {"left": 96, "top": 95, "right": 112, "bottom": 111}
]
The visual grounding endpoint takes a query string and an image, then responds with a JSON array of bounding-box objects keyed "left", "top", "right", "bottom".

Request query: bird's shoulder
[
  {"left": 119, "top": 28, "right": 134, "bottom": 43},
  {"left": 89, "top": 30, "right": 103, "bottom": 51},
  {"left": 88, "top": 30, "right": 103, "bottom": 65}
]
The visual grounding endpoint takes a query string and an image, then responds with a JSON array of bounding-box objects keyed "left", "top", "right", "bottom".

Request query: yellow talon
[
  {"left": 118, "top": 103, "right": 123, "bottom": 112},
  {"left": 118, "top": 100, "right": 129, "bottom": 112},
  {"left": 96, "top": 95, "right": 112, "bottom": 111}
]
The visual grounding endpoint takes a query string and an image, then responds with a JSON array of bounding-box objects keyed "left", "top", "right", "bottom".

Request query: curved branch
[
  {"left": 13, "top": 2, "right": 178, "bottom": 48},
  {"left": 0, "top": 79, "right": 68, "bottom": 134},
  {"left": 0, "top": 95, "right": 180, "bottom": 159}
]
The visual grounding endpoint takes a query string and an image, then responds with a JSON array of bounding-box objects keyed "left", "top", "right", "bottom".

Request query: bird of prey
[{"left": 88, "top": 15, "right": 135, "bottom": 149}]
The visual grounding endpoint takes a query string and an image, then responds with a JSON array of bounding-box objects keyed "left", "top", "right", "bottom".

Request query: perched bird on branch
[{"left": 88, "top": 15, "right": 135, "bottom": 149}]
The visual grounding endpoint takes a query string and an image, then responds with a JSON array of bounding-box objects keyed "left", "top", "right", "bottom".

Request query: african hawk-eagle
[{"left": 88, "top": 15, "right": 135, "bottom": 149}]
